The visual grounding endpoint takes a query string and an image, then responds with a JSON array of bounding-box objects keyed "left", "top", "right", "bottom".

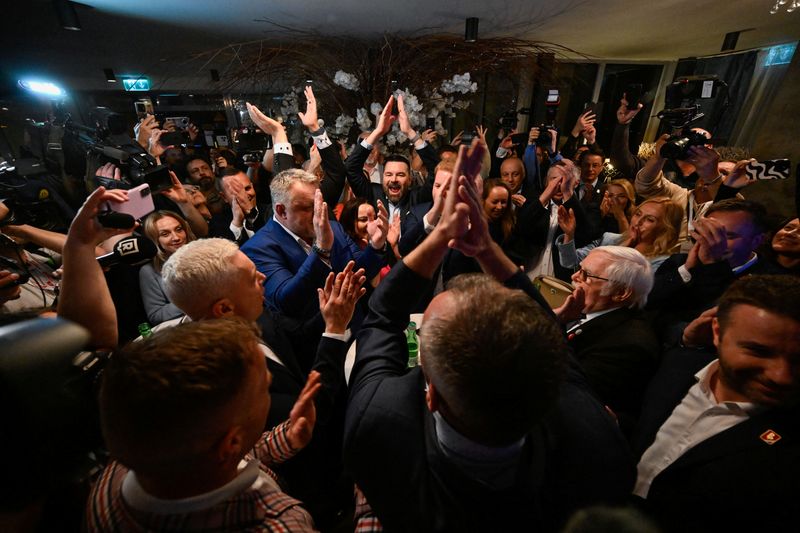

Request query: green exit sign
[{"left": 122, "top": 78, "right": 151, "bottom": 91}]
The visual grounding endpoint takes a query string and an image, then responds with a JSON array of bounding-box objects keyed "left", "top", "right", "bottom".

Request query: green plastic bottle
[{"left": 407, "top": 321, "right": 419, "bottom": 368}]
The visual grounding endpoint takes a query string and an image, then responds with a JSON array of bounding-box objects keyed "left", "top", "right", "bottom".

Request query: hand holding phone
[
  {"left": 745, "top": 159, "right": 791, "bottom": 181},
  {"left": 103, "top": 183, "right": 155, "bottom": 221}
]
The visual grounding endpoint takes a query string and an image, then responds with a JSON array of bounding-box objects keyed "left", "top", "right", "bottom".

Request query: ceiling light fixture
[
  {"left": 770, "top": 0, "right": 799, "bottom": 13},
  {"left": 53, "top": 0, "right": 81, "bottom": 31},
  {"left": 465, "top": 17, "right": 479, "bottom": 43}
]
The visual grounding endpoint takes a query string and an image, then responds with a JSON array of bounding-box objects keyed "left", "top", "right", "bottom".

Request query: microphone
[{"left": 96, "top": 235, "right": 157, "bottom": 268}]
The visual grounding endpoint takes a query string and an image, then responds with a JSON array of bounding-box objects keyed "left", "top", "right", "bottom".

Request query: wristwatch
[{"left": 312, "top": 243, "right": 331, "bottom": 258}]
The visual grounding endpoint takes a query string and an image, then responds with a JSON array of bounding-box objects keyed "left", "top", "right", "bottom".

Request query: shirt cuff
[
  {"left": 678, "top": 264, "right": 693, "bottom": 283},
  {"left": 322, "top": 329, "right": 352, "bottom": 343},
  {"left": 414, "top": 140, "right": 428, "bottom": 150},
  {"left": 274, "top": 142, "right": 292, "bottom": 156},
  {"left": 312, "top": 130, "right": 333, "bottom": 150},
  {"left": 360, "top": 139, "right": 373, "bottom": 151},
  {"left": 229, "top": 222, "right": 243, "bottom": 240},
  {"left": 423, "top": 213, "right": 436, "bottom": 234}
]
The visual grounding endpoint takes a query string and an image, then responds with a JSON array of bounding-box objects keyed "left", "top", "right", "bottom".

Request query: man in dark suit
[
  {"left": 208, "top": 168, "right": 270, "bottom": 245},
  {"left": 345, "top": 149, "right": 634, "bottom": 530},
  {"left": 632, "top": 275, "right": 800, "bottom": 531},
  {"left": 344, "top": 95, "right": 439, "bottom": 234},
  {"left": 575, "top": 148, "right": 606, "bottom": 240},
  {"left": 160, "top": 237, "right": 367, "bottom": 527},
  {"left": 240, "top": 168, "right": 387, "bottom": 325},
  {"left": 563, "top": 246, "right": 660, "bottom": 428},
  {"left": 646, "top": 199, "right": 777, "bottom": 327}
]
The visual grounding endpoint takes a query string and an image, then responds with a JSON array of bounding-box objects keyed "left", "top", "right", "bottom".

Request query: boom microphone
[{"left": 96, "top": 235, "right": 156, "bottom": 268}]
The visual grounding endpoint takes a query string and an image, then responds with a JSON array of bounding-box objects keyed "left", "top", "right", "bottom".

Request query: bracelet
[
  {"left": 312, "top": 243, "right": 331, "bottom": 257},
  {"left": 310, "top": 126, "right": 325, "bottom": 136},
  {"left": 409, "top": 132, "right": 421, "bottom": 144}
]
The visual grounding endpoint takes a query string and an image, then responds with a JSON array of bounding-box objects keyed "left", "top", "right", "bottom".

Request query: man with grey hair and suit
[{"left": 559, "top": 245, "right": 660, "bottom": 431}]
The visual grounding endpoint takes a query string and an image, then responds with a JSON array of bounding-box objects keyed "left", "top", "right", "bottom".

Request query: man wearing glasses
[{"left": 562, "top": 246, "right": 660, "bottom": 433}]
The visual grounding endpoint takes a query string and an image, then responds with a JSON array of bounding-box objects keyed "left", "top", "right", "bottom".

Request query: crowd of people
[{"left": 1, "top": 84, "right": 799, "bottom": 532}]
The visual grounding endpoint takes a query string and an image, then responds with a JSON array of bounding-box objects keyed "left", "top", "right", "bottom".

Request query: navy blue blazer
[{"left": 241, "top": 218, "right": 386, "bottom": 322}]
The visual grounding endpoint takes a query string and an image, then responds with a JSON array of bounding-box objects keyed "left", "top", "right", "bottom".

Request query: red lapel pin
[{"left": 759, "top": 429, "right": 781, "bottom": 445}]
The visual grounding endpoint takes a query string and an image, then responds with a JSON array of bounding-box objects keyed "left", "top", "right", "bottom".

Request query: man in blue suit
[{"left": 241, "top": 168, "right": 388, "bottom": 325}]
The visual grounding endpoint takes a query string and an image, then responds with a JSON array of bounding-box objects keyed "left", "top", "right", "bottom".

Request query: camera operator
[
  {"left": 635, "top": 135, "right": 746, "bottom": 251},
  {"left": 611, "top": 95, "right": 713, "bottom": 187}
]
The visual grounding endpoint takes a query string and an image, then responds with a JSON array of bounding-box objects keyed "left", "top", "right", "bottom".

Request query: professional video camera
[
  {"left": 58, "top": 106, "right": 173, "bottom": 193},
  {"left": 0, "top": 159, "right": 70, "bottom": 231},
  {"left": 659, "top": 127, "right": 711, "bottom": 160},
  {"left": 656, "top": 75, "right": 728, "bottom": 129}
]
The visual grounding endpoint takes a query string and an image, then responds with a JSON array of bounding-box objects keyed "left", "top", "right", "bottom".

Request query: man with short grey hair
[
  {"left": 241, "top": 168, "right": 388, "bottom": 328},
  {"left": 559, "top": 245, "right": 660, "bottom": 428}
]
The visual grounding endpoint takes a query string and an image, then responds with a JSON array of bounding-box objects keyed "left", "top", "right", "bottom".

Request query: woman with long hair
[
  {"left": 557, "top": 197, "right": 683, "bottom": 272},
  {"left": 598, "top": 179, "right": 636, "bottom": 234},
  {"left": 139, "top": 210, "right": 197, "bottom": 324},
  {"left": 482, "top": 178, "right": 516, "bottom": 245}
]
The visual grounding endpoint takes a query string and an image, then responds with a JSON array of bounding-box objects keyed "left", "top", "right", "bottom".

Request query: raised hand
[
  {"left": 298, "top": 85, "right": 320, "bottom": 131},
  {"left": 572, "top": 110, "right": 596, "bottom": 137},
  {"left": 187, "top": 123, "right": 200, "bottom": 142},
  {"left": 686, "top": 216, "right": 728, "bottom": 268},
  {"left": 375, "top": 96, "right": 396, "bottom": 136},
  {"left": 557, "top": 205, "right": 576, "bottom": 241},
  {"left": 451, "top": 130, "right": 464, "bottom": 147},
  {"left": 422, "top": 128, "right": 438, "bottom": 144},
  {"left": 318, "top": 260, "right": 367, "bottom": 334},
  {"left": 554, "top": 285, "right": 585, "bottom": 324},
  {"left": 66, "top": 186, "right": 133, "bottom": 248},
  {"left": 450, "top": 173, "right": 492, "bottom": 257},
  {"left": 286, "top": 371, "right": 323, "bottom": 450},
  {"left": 723, "top": 159, "right": 757, "bottom": 189},
  {"left": 426, "top": 172, "right": 451, "bottom": 226},
  {"left": 582, "top": 124, "right": 597, "bottom": 145},
  {"left": 313, "top": 188, "right": 334, "bottom": 250},
  {"left": 397, "top": 93, "right": 415, "bottom": 136},
  {"left": 687, "top": 146, "right": 720, "bottom": 182},
  {"left": 681, "top": 306, "right": 718, "bottom": 347},
  {"left": 617, "top": 96, "right": 643, "bottom": 124},
  {"left": 148, "top": 129, "right": 170, "bottom": 159},
  {"left": 366, "top": 200, "right": 389, "bottom": 250},
  {"left": 539, "top": 175, "right": 562, "bottom": 207},
  {"left": 161, "top": 171, "right": 190, "bottom": 205},
  {"left": 247, "top": 102, "right": 288, "bottom": 144},
  {"left": 475, "top": 125, "right": 488, "bottom": 149},
  {"left": 528, "top": 127, "right": 540, "bottom": 145},
  {"left": 387, "top": 215, "right": 401, "bottom": 248},
  {"left": 136, "top": 114, "right": 159, "bottom": 147}
]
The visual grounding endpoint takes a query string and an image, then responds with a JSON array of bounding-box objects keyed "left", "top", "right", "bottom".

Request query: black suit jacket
[
  {"left": 568, "top": 307, "right": 660, "bottom": 427},
  {"left": 344, "top": 142, "right": 439, "bottom": 227},
  {"left": 632, "top": 350, "right": 800, "bottom": 532},
  {"left": 345, "top": 262, "right": 635, "bottom": 531}
]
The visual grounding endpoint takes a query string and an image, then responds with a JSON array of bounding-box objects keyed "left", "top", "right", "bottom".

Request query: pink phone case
[{"left": 105, "top": 183, "right": 155, "bottom": 220}]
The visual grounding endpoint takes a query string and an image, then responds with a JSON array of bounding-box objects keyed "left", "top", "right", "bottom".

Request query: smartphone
[
  {"left": 426, "top": 117, "right": 436, "bottom": 131},
  {"left": 624, "top": 84, "right": 644, "bottom": 109},
  {"left": 390, "top": 80, "right": 399, "bottom": 116},
  {"left": 745, "top": 159, "right": 791, "bottom": 181},
  {"left": 461, "top": 131, "right": 476, "bottom": 144},
  {"left": 511, "top": 133, "right": 528, "bottom": 146},
  {"left": 134, "top": 100, "right": 154, "bottom": 119},
  {"left": 583, "top": 101, "right": 597, "bottom": 115},
  {"left": 166, "top": 116, "right": 190, "bottom": 130},
  {"left": 142, "top": 165, "right": 174, "bottom": 194},
  {"left": 160, "top": 131, "right": 190, "bottom": 147},
  {"left": 104, "top": 183, "right": 155, "bottom": 220}
]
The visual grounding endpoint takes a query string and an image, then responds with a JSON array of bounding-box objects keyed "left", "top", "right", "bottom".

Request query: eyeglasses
[{"left": 576, "top": 267, "right": 609, "bottom": 282}]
